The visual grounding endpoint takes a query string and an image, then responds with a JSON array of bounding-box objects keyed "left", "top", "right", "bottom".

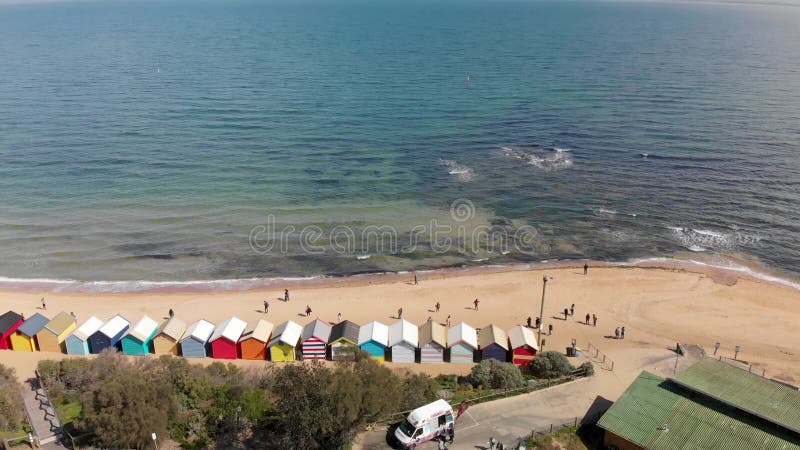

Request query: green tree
[
  {"left": 0, "top": 364, "right": 26, "bottom": 432},
  {"left": 529, "top": 351, "right": 574, "bottom": 379}
]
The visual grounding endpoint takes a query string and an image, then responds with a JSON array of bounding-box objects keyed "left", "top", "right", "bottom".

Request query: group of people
[{"left": 614, "top": 326, "right": 626, "bottom": 339}]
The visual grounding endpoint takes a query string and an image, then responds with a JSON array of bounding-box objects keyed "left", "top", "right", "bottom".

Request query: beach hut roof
[
  {"left": 408, "top": 399, "right": 452, "bottom": 428},
  {"left": 44, "top": 312, "right": 75, "bottom": 335},
  {"left": 17, "top": 313, "right": 50, "bottom": 337},
  {"left": 128, "top": 316, "right": 159, "bottom": 342},
  {"left": 73, "top": 316, "right": 104, "bottom": 341},
  {"left": 358, "top": 321, "right": 389, "bottom": 346},
  {"left": 268, "top": 320, "right": 303, "bottom": 347},
  {"left": 98, "top": 315, "right": 130, "bottom": 338},
  {"left": 389, "top": 319, "right": 419, "bottom": 347},
  {"left": 0, "top": 311, "right": 23, "bottom": 333},
  {"left": 508, "top": 325, "right": 538, "bottom": 351},
  {"left": 447, "top": 322, "right": 478, "bottom": 350},
  {"left": 418, "top": 321, "right": 447, "bottom": 347},
  {"left": 158, "top": 317, "right": 187, "bottom": 340},
  {"left": 329, "top": 320, "right": 359, "bottom": 343},
  {"left": 478, "top": 324, "right": 508, "bottom": 350},
  {"left": 302, "top": 319, "right": 332, "bottom": 342},
  {"left": 180, "top": 320, "right": 215, "bottom": 343},
  {"left": 209, "top": 316, "right": 247, "bottom": 343},
  {"left": 240, "top": 319, "right": 273, "bottom": 343}
]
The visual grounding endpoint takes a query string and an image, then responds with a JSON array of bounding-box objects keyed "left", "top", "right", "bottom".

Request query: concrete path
[{"left": 20, "top": 376, "right": 68, "bottom": 449}]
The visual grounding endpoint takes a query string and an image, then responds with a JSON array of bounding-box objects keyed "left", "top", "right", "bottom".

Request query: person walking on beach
[
  {"left": 535, "top": 317, "right": 541, "bottom": 329},
  {"left": 548, "top": 323, "right": 553, "bottom": 335},
  {"left": 169, "top": 308, "right": 174, "bottom": 318},
  {"left": 592, "top": 314, "right": 597, "bottom": 327},
  {"left": 584, "top": 263, "right": 588, "bottom": 275},
  {"left": 446, "top": 315, "right": 452, "bottom": 327},
  {"left": 570, "top": 304, "right": 575, "bottom": 316},
  {"left": 41, "top": 297, "right": 46, "bottom": 311},
  {"left": 284, "top": 289, "right": 290, "bottom": 302},
  {"left": 305, "top": 305, "right": 312, "bottom": 317},
  {"left": 621, "top": 326, "right": 626, "bottom": 339},
  {"left": 563, "top": 308, "right": 569, "bottom": 320},
  {"left": 337, "top": 312, "right": 342, "bottom": 322},
  {"left": 435, "top": 301, "right": 441, "bottom": 313},
  {"left": 414, "top": 273, "right": 418, "bottom": 285},
  {"left": 489, "top": 436, "right": 497, "bottom": 450},
  {"left": 585, "top": 313, "right": 590, "bottom": 325},
  {"left": 398, "top": 307, "right": 403, "bottom": 319},
  {"left": 473, "top": 298, "right": 480, "bottom": 310},
  {"left": 526, "top": 316, "right": 532, "bottom": 328},
  {"left": 614, "top": 327, "right": 620, "bottom": 339},
  {"left": 263, "top": 301, "right": 269, "bottom": 314}
]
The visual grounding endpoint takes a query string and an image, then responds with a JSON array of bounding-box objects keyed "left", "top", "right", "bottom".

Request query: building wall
[
  {"left": 211, "top": 339, "right": 238, "bottom": 359},
  {"left": 329, "top": 340, "right": 356, "bottom": 361},
  {"left": 65, "top": 337, "right": 90, "bottom": 355},
  {"left": 420, "top": 343, "right": 444, "bottom": 363},
  {"left": 270, "top": 343, "right": 296, "bottom": 362},
  {"left": 390, "top": 342, "right": 415, "bottom": 363},
  {"left": 481, "top": 344, "right": 507, "bottom": 362},
  {"left": 603, "top": 431, "right": 645, "bottom": 450},
  {"left": 448, "top": 343, "right": 474, "bottom": 363},
  {"left": 0, "top": 320, "right": 23, "bottom": 350},
  {"left": 238, "top": 339, "right": 267, "bottom": 360},
  {"left": 153, "top": 335, "right": 179, "bottom": 355},
  {"left": 88, "top": 333, "right": 112, "bottom": 354},
  {"left": 10, "top": 333, "right": 37, "bottom": 352},
  {"left": 512, "top": 346, "right": 537, "bottom": 365},
  {"left": 302, "top": 337, "right": 326, "bottom": 360},
  {"left": 181, "top": 339, "right": 208, "bottom": 358},
  {"left": 121, "top": 336, "right": 151, "bottom": 356},
  {"left": 360, "top": 341, "right": 385, "bottom": 360},
  {"left": 38, "top": 324, "right": 76, "bottom": 353}
]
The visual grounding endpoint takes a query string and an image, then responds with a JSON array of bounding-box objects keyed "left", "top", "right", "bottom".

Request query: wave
[
  {"left": 499, "top": 145, "right": 573, "bottom": 172},
  {"left": 0, "top": 275, "right": 323, "bottom": 293},
  {"left": 440, "top": 159, "right": 475, "bottom": 181}
]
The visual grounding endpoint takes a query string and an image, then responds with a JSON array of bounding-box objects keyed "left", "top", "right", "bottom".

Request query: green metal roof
[
  {"left": 673, "top": 357, "right": 800, "bottom": 434},
  {"left": 598, "top": 371, "right": 800, "bottom": 450}
]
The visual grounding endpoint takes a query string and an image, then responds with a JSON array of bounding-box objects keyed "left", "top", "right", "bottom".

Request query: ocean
[{"left": 1, "top": 0, "right": 799, "bottom": 289}]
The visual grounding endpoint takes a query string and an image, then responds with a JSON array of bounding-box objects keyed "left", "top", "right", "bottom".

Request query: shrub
[
  {"left": 468, "top": 360, "right": 526, "bottom": 390},
  {"left": 530, "top": 351, "right": 574, "bottom": 379},
  {"left": 0, "top": 364, "right": 26, "bottom": 432},
  {"left": 579, "top": 361, "right": 594, "bottom": 377}
]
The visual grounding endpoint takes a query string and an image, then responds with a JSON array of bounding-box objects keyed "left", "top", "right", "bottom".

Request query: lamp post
[
  {"left": 537, "top": 275, "right": 550, "bottom": 349},
  {"left": 151, "top": 432, "right": 158, "bottom": 450}
]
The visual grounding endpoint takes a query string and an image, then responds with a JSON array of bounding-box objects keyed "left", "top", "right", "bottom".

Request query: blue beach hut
[
  {"left": 357, "top": 321, "right": 389, "bottom": 361},
  {"left": 88, "top": 315, "right": 130, "bottom": 354},
  {"left": 121, "top": 315, "right": 159, "bottom": 356},
  {"left": 65, "top": 316, "right": 104, "bottom": 356},
  {"left": 179, "top": 320, "right": 215, "bottom": 358},
  {"left": 478, "top": 324, "right": 509, "bottom": 362}
]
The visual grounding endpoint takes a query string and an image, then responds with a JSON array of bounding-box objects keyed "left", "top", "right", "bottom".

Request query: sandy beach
[{"left": 1, "top": 264, "right": 798, "bottom": 388}]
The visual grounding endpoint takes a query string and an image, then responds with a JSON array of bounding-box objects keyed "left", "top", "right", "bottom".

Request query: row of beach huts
[{"left": 0, "top": 310, "right": 539, "bottom": 365}]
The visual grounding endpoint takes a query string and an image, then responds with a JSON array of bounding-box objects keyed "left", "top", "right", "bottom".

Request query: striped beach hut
[
  {"left": 447, "top": 322, "right": 478, "bottom": 363},
  {"left": 508, "top": 325, "right": 539, "bottom": 366},
  {"left": 153, "top": 317, "right": 186, "bottom": 355},
  {"left": 0, "top": 311, "right": 24, "bottom": 350},
  {"left": 11, "top": 313, "right": 49, "bottom": 352},
  {"left": 88, "top": 315, "right": 130, "bottom": 354},
  {"left": 418, "top": 321, "right": 446, "bottom": 363},
  {"left": 478, "top": 324, "right": 509, "bottom": 362},
  {"left": 121, "top": 316, "right": 159, "bottom": 356},
  {"left": 179, "top": 320, "right": 215, "bottom": 358},
  {"left": 301, "top": 319, "right": 331, "bottom": 360},
  {"left": 328, "top": 320, "right": 360, "bottom": 361},
  {"left": 388, "top": 319, "right": 418, "bottom": 363},
  {"left": 358, "top": 321, "right": 389, "bottom": 361},
  {"left": 268, "top": 320, "right": 302, "bottom": 362},
  {"left": 37, "top": 312, "right": 77, "bottom": 353},
  {"left": 65, "top": 316, "right": 104, "bottom": 355},
  {"left": 238, "top": 319, "right": 273, "bottom": 360},
  {"left": 209, "top": 316, "right": 247, "bottom": 360}
]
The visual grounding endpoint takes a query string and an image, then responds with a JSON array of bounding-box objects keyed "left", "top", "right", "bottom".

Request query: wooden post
[
  {"left": 611, "top": 361, "right": 614, "bottom": 371},
  {"left": 574, "top": 417, "right": 578, "bottom": 427},
  {"left": 549, "top": 424, "right": 553, "bottom": 433}
]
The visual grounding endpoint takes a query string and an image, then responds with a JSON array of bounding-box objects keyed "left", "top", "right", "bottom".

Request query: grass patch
[
  {"left": 526, "top": 424, "right": 604, "bottom": 450},
  {"left": 57, "top": 400, "right": 82, "bottom": 425}
]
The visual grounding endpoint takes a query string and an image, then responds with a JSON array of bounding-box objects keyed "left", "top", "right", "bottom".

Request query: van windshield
[{"left": 398, "top": 420, "right": 417, "bottom": 438}]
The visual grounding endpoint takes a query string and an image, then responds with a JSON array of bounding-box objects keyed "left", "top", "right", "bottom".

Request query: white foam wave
[
  {"left": 499, "top": 145, "right": 573, "bottom": 172},
  {"left": 0, "top": 275, "right": 322, "bottom": 293},
  {"left": 440, "top": 159, "right": 475, "bottom": 181},
  {"left": 356, "top": 254, "right": 371, "bottom": 260},
  {"left": 627, "top": 257, "right": 800, "bottom": 291}
]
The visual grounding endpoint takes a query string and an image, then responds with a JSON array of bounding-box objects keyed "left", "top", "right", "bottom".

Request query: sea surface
[{"left": 1, "top": 0, "right": 799, "bottom": 289}]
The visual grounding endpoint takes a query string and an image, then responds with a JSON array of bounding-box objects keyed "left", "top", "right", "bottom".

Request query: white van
[{"left": 394, "top": 399, "right": 454, "bottom": 448}]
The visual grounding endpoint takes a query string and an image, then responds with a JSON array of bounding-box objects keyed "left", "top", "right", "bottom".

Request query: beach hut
[
  {"left": 88, "top": 315, "right": 130, "bottom": 354},
  {"left": 447, "top": 322, "right": 478, "bottom": 363},
  {"left": 0, "top": 311, "right": 24, "bottom": 350},
  {"left": 507, "top": 325, "right": 539, "bottom": 366},
  {"left": 478, "top": 324, "right": 509, "bottom": 362},
  {"left": 301, "top": 319, "right": 331, "bottom": 360},
  {"left": 179, "top": 320, "right": 215, "bottom": 358},
  {"left": 418, "top": 321, "right": 446, "bottom": 363},
  {"left": 268, "top": 320, "right": 302, "bottom": 362},
  {"left": 209, "top": 316, "right": 248, "bottom": 360},
  {"left": 65, "top": 316, "right": 104, "bottom": 356},
  {"left": 388, "top": 319, "right": 418, "bottom": 363},
  {"left": 10, "top": 313, "right": 49, "bottom": 352},
  {"left": 238, "top": 319, "right": 273, "bottom": 360},
  {"left": 121, "top": 316, "right": 159, "bottom": 356},
  {"left": 37, "top": 312, "right": 77, "bottom": 353},
  {"left": 328, "top": 320, "right": 360, "bottom": 361},
  {"left": 358, "top": 321, "right": 389, "bottom": 361},
  {"left": 153, "top": 317, "right": 186, "bottom": 355}
]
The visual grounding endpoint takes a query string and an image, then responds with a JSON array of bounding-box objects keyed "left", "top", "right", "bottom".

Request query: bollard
[
  {"left": 602, "top": 355, "right": 606, "bottom": 363},
  {"left": 749, "top": 365, "right": 752, "bottom": 373}
]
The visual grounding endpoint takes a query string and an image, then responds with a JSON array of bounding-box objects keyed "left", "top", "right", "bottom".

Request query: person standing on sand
[
  {"left": 570, "top": 304, "right": 575, "bottom": 316},
  {"left": 526, "top": 316, "right": 532, "bottom": 328},
  {"left": 592, "top": 314, "right": 597, "bottom": 327},
  {"left": 473, "top": 298, "right": 479, "bottom": 310},
  {"left": 563, "top": 308, "right": 568, "bottom": 320},
  {"left": 585, "top": 313, "right": 590, "bottom": 325},
  {"left": 435, "top": 301, "right": 441, "bottom": 313},
  {"left": 41, "top": 297, "right": 46, "bottom": 311},
  {"left": 263, "top": 301, "right": 269, "bottom": 314},
  {"left": 535, "top": 317, "right": 541, "bottom": 329},
  {"left": 284, "top": 289, "right": 289, "bottom": 302},
  {"left": 414, "top": 273, "right": 418, "bottom": 285},
  {"left": 398, "top": 307, "right": 403, "bottom": 319},
  {"left": 584, "top": 263, "right": 588, "bottom": 275},
  {"left": 621, "top": 326, "right": 626, "bottom": 339},
  {"left": 337, "top": 312, "right": 342, "bottom": 322},
  {"left": 446, "top": 315, "right": 452, "bottom": 327},
  {"left": 614, "top": 327, "right": 620, "bottom": 339},
  {"left": 169, "top": 308, "right": 174, "bottom": 318},
  {"left": 305, "top": 305, "right": 312, "bottom": 317},
  {"left": 548, "top": 323, "right": 553, "bottom": 335}
]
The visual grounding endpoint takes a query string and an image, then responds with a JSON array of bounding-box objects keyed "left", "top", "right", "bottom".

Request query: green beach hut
[{"left": 121, "top": 315, "right": 159, "bottom": 356}]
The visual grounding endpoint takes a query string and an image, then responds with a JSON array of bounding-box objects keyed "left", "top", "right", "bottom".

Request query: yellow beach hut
[
  {"left": 268, "top": 320, "right": 302, "bottom": 362},
  {"left": 11, "top": 313, "right": 49, "bottom": 352},
  {"left": 37, "top": 312, "right": 77, "bottom": 353},
  {"left": 153, "top": 317, "right": 186, "bottom": 355}
]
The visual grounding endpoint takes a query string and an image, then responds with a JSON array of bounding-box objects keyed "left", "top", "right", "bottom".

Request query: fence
[{"left": 586, "top": 342, "right": 614, "bottom": 371}]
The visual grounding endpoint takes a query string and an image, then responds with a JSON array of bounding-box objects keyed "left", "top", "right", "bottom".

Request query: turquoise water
[{"left": 1, "top": 0, "right": 799, "bottom": 284}]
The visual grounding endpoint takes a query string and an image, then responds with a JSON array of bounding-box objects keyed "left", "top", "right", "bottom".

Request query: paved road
[{"left": 358, "top": 376, "right": 609, "bottom": 450}]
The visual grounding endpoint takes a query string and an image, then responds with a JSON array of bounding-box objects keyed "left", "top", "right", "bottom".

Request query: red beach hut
[
  {"left": 0, "top": 311, "right": 24, "bottom": 350},
  {"left": 209, "top": 317, "right": 247, "bottom": 360},
  {"left": 508, "top": 325, "right": 538, "bottom": 366}
]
